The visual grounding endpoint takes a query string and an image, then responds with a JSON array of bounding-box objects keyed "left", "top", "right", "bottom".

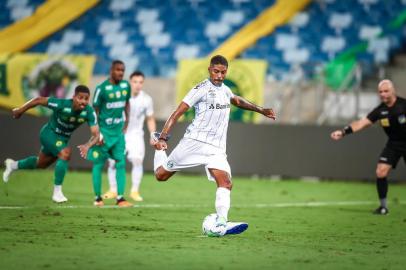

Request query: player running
[
  {"left": 87, "top": 60, "right": 132, "bottom": 207},
  {"left": 103, "top": 71, "right": 156, "bottom": 202},
  {"left": 152, "top": 55, "right": 276, "bottom": 236},
  {"left": 331, "top": 79, "right": 406, "bottom": 215},
  {"left": 3, "top": 85, "right": 99, "bottom": 203}
]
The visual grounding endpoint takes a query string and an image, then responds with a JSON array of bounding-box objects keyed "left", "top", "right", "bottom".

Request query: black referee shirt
[{"left": 367, "top": 96, "right": 406, "bottom": 142}]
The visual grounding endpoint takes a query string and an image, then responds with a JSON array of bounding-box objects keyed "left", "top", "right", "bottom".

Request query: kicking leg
[{"left": 154, "top": 150, "right": 176, "bottom": 181}]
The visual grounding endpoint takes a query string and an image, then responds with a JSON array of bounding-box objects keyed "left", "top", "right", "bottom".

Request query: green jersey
[
  {"left": 46, "top": 97, "right": 97, "bottom": 138},
  {"left": 93, "top": 79, "right": 130, "bottom": 136}
]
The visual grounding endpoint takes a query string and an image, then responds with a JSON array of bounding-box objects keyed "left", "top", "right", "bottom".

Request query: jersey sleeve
[
  {"left": 366, "top": 105, "right": 380, "bottom": 123},
  {"left": 224, "top": 86, "right": 235, "bottom": 99},
  {"left": 93, "top": 87, "right": 103, "bottom": 108},
  {"left": 86, "top": 106, "right": 98, "bottom": 127},
  {"left": 182, "top": 85, "right": 206, "bottom": 107},
  {"left": 146, "top": 96, "right": 154, "bottom": 116},
  {"left": 46, "top": 97, "right": 63, "bottom": 111}
]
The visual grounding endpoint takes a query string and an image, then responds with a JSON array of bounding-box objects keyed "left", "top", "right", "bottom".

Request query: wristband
[{"left": 341, "top": 126, "right": 353, "bottom": 136}]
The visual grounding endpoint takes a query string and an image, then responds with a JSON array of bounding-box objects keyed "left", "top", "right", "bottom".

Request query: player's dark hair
[
  {"left": 210, "top": 55, "right": 228, "bottom": 67},
  {"left": 130, "top": 70, "right": 145, "bottom": 79},
  {"left": 74, "top": 85, "right": 90, "bottom": 95},
  {"left": 111, "top": 60, "right": 125, "bottom": 68}
]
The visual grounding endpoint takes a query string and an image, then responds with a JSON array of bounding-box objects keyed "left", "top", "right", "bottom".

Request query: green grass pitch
[{"left": 0, "top": 169, "right": 406, "bottom": 270}]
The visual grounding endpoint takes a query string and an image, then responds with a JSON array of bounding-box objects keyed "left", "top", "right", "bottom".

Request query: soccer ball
[{"left": 202, "top": 213, "right": 226, "bottom": 237}]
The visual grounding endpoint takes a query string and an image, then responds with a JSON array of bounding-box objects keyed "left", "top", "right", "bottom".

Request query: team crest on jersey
[
  {"left": 122, "top": 90, "right": 128, "bottom": 96},
  {"left": 56, "top": 141, "right": 63, "bottom": 147},
  {"left": 109, "top": 93, "right": 114, "bottom": 99},
  {"left": 115, "top": 91, "right": 121, "bottom": 98},
  {"left": 380, "top": 118, "right": 390, "bottom": 127},
  {"left": 106, "top": 85, "right": 113, "bottom": 90},
  {"left": 78, "top": 118, "right": 85, "bottom": 123},
  {"left": 167, "top": 160, "right": 174, "bottom": 169},
  {"left": 69, "top": 117, "right": 76, "bottom": 122},
  {"left": 93, "top": 151, "right": 99, "bottom": 159},
  {"left": 398, "top": 115, "right": 406, "bottom": 124},
  {"left": 208, "top": 90, "right": 216, "bottom": 98},
  {"left": 63, "top": 108, "right": 72, "bottom": 113},
  {"left": 120, "top": 82, "right": 128, "bottom": 88}
]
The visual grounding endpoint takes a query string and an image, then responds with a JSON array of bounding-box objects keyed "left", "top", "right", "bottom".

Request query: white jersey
[
  {"left": 126, "top": 91, "right": 154, "bottom": 135},
  {"left": 182, "top": 79, "right": 234, "bottom": 151}
]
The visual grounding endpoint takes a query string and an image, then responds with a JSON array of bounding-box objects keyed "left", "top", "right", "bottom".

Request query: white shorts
[
  {"left": 125, "top": 133, "right": 145, "bottom": 161},
  {"left": 163, "top": 138, "right": 231, "bottom": 181}
]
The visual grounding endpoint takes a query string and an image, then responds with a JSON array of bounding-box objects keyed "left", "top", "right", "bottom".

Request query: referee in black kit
[{"left": 331, "top": 79, "right": 406, "bottom": 215}]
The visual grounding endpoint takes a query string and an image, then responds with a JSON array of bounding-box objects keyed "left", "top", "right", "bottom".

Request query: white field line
[{"left": 1, "top": 201, "right": 405, "bottom": 210}]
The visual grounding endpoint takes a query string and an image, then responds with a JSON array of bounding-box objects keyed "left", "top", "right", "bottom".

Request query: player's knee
[
  {"left": 220, "top": 180, "right": 232, "bottom": 190},
  {"left": 108, "top": 159, "right": 115, "bottom": 169},
  {"left": 59, "top": 148, "right": 71, "bottom": 160},
  {"left": 115, "top": 159, "right": 126, "bottom": 169},
  {"left": 376, "top": 167, "right": 389, "bottom": 178},
  {"left": 131, "top": 158, "right": 143, "bottom": 166},
  {"left": 155, "top": 169, "right": 169, "bottom": 181}
]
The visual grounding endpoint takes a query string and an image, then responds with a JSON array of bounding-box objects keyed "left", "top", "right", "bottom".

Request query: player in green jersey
[
  {"left": 3, "top": 85, "right": 100, "bottom": 203},
  {"left": 88, "top": 60, "right": 132, "bottom": 207}
]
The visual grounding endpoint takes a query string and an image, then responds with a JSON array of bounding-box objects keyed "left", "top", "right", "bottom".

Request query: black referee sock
[{"left": 376, "top": 177, "right": 388, "bottom": 208}]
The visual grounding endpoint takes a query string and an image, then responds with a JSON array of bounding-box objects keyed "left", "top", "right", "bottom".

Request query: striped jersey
[{"left": 182, "top": 79, "right": 234, "bottom": 151}]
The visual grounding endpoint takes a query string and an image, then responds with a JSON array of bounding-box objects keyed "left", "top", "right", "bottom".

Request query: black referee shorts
[{"left": 378, "top": 141, "right": 406, "bottom": 169}]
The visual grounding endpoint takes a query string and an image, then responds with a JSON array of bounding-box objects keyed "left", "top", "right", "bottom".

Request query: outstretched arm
[
  {"left": 330, "top": 118, "right": 373, "bottom": 140},
  {"left": 231, "top": 95, "right": 276, "bottom": 120},
  {"left": 155, "top": 102, "right": 190, "bottom": 150},
  {"left": 77, "top": 125, "right": 100, "bottom": 158},
  {"left": 12, "top": 97, "right": 49, "bottom": 119}
]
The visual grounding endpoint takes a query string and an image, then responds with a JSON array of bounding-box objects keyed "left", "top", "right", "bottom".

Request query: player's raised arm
[
  {"left": 330, "top": 118, "right": 373, "bottom": 140},
  {"left": 231, "top": 95, "right": 276, "bottom": 120},
  {"left": 154, "top": 102, "right": 190, "bottom": 150},
  {"left": 12, "top": 96, "right": 49, "bottom": 119}
]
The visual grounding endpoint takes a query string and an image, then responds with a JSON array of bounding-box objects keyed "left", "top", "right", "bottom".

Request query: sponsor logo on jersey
[
  {"left": 63, "top": 108, "right": 72, "bottom": 113},
  {"left": 109, "top": 93, "right": 114, "bottom": 99},
  {"left": 116, "top": 91, "right": 121, "bottom": 98},
  {"left": 208, "top": 103, "right": 230, "bottom": 109},
  {"left": 398, "top": 115, "right": 406, "bottom": 124},
  {"left": 381, "top": 111, "right": 388, "bottom": 115},
  {"left": 48, "top": 102, "right": 58, "bottom": 108},
  {"left": 57, "top": 118, "right": 74, "bottom": 128},
  {"left": 80, "top": 111, "right": 88, "bottom": 116},
  {"left": 78, "top": 118, "right": 85, "bottom": 123},
  {"left": 56, "top": 141, "right": 63, "bottom": 147},
  {"left": 106, "top": 101, "right": 126, "bottom": 109},
  {"left": 106, "top": 85, "right": 113, "bottom": 90},
  {"left": 69, "top": 117, "right": 76, "bottom": 122},
  {"left": 380, "top": 118, "right": 390, "bottom": 127},
  {"left": 120, "top": 82, "right": 128, "bottom": 88}
]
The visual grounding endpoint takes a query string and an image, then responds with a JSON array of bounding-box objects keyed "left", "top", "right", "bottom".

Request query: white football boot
[
  {"left": 52, "top": 186, "right": 68, "bottom": 203},
  {"left": 225, "top": 222, "right": 249, "bottom": 235},
  {"left": 3, "top": 158, "right": 17, "bottom": 183}
]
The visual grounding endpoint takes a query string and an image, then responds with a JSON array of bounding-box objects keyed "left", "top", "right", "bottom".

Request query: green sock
[
  {"left": 115, "top": 159, "right": 126, "bottom": 197},
  {"left": 92, "top": 163, "right": 104, "bottom": 197},
  {"left": 17, "top": 156, "right": 38, "bottom": 169},
  {"left": 54, "top": 159, "right": 68, "bottom": 185}
]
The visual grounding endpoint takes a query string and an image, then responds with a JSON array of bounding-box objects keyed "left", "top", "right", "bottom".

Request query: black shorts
[{"left": 378, "top": 141, "right": 406, "bottom": 169}]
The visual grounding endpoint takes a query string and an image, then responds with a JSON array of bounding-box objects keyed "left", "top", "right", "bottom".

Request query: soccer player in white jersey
[
  {"left": 152, "top": 55, "right": 276, "bottom": 236},
  {"left": 103, "top": 71, "right": 156, "bottom": 201}
]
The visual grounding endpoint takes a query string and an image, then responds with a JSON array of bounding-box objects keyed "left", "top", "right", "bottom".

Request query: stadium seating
[{"left": 3, "top": 0, "right": 403, "bottom": 79}]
